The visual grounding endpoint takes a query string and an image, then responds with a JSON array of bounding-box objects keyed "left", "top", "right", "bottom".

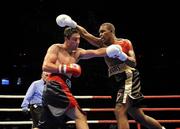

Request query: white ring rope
[
  {"left": 0, "top": 95, "right": 180, "bottom": 126},
  {"left": 1, "top": 95, "right": 180, "bottom": 99},
  {"left": 1, "top": 108, "right": 180, "bottom": 112},
  {"left": 1, "top": 120, "right": 180, "bottom": 125},
  {"left": 0, "top": 108, "right": 29, "bottom": 112},
  {"left": 0, "top": 121, "right": 32, "bottom": 125},
  {"left": 0, "top": 95, "right": 111, "bottom": 99}
]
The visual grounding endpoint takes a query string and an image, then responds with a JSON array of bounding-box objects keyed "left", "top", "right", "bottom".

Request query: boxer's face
[
  {"left": 99, "top": 25, "right": 112, "bottom": 45},
  {"left": 66, "top": 33, "right": 80, "bottom": 50}
]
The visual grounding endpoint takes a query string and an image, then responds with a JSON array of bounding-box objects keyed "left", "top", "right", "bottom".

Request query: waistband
[
  {"left": 47, "top": 73, "right": 72, "bottom": 88},
  {"left": 47, "top": 73, "right": 70, "bottom": 81},
  {"left": 108, "top": 64, "right": 135, "bottom": 77}
]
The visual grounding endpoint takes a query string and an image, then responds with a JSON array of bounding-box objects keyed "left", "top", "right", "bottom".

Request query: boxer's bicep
[{"left": 79, "top": 48, "right": 106, "bottom": 60}]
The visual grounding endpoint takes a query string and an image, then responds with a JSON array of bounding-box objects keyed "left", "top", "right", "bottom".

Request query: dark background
[
  {"left": 0, "top": 1, "right": 180, "bottom": 129},
  {"left": 0, "top": 0, "right": 179, "bottom": 95}
]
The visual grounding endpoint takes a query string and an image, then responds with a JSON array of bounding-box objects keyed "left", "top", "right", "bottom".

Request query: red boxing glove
[{"left": 59, "top": 64, "right": 81, "bottom": 77}]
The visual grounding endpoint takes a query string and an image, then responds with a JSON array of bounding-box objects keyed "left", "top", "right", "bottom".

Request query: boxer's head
[
  {"left": 100, "top": 23, "right": 115, "bottom": 34},
  {"left": 99, "top": 23, "right": 116, "bottom": 46},
  {"left": 64, "top": 27, "right": 80, "bottom": 50},
  {"left": 64, "top": 27, "right": 79, "bottom": 39}
]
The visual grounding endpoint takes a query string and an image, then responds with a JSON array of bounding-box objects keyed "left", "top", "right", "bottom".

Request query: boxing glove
[
  {"left": 56, "top": 14, "right": 77, "bottom": 28},
  {"left": 106, "top": 44, "right": 127, "bottom": 61},
  {"left": 59, "top": 64, "right": 81, "bottom": 77}
]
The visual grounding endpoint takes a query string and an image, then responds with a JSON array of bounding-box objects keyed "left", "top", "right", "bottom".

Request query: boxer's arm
[
  {"left": 79, "top": 48, "right": 107, "bottom": 60},
  {"left": 76, "top": 25, "right": 103, "bottom": 48},
  {"left": 124, "top": 40, "right": 137, "bottom": 67},
  {"left": 125, "top": 50, "right": 137, "bottom": 68},
  {"left": 42, "top": 44, "right": 81, "bottom": 77},
  {"left": 42, "top": 44, "right": 60, "bottom": 73},
  {"left": 106, "top": 44, "right": 136, "bottom": 68}
]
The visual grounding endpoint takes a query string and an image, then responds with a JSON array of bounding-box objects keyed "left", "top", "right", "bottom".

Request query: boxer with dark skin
[{"left": 56, "top": 14, "right": 166, "bottom": 129}]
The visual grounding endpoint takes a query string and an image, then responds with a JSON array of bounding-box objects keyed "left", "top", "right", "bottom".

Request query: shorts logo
[
  {"left": 109, "top": 64, "right": 125, "bottom": 76},
  {"left": 116, "top": 89, "right": 124, "bottom": 102},
  {"left": 116, "top": 92, "right": 122, "bottom": 102}
]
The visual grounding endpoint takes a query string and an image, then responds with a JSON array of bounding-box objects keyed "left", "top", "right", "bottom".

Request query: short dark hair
[
  {"left": 101, "top": 23, "right": 115, "bottom": 34},
  {"left": 64, "top": 27, "right": 79, "bottom": 39}
]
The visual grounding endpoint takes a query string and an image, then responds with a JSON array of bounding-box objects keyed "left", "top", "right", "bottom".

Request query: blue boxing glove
[{"left": 106, "top": 44, "right": 127, "bottom": 61}]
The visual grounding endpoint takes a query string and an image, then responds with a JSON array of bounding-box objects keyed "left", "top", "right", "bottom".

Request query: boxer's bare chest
[{"left": 58, "top": 49, "right": 79, "bottom": 64}]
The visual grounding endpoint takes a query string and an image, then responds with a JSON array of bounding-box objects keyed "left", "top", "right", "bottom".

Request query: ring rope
[
  {"left": 66, "top": 120, "right": 180, "bottom": 124},
  {"left": 0, "top": 95, "right": 179, "bottom": 126},
  {"left": 144, "top": 95, "right": 180, "bottom": 99},
  {"left": 0, "top": 95, "right": 112, "bottom": 99},
  {"left": 1, "top": 120, "right": 180, "bottom": 125},
  {"left": 1, "top": 95, "right": 180, "bottom": 99},
  {"left": 1, "top": 108, "right": 180, "bottom": 112}
]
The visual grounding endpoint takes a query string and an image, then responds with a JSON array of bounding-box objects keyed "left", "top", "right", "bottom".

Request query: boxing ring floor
[{"left": 0, "top": 95, "right": 180, "bottom": 129}]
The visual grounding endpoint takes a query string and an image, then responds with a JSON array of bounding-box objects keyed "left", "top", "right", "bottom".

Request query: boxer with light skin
[
  {"left": 37, "top": 26, "right": 112, "bottom": 129},
  {"left": 56, "top": 14, "right": 166, "bottom": 129}
]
